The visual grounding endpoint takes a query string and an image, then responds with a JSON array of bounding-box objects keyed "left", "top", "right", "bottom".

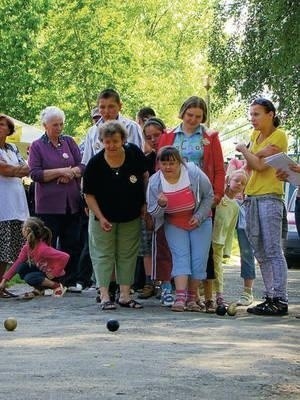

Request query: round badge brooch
[
  {"left": 129, "top": 175, "right": 137, "bottom": 183},
  {"left": 62, "top": 153, "right": 69, "bottom": 159}
]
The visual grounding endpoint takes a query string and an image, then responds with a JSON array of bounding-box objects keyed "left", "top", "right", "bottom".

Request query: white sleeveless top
[{"left": 0, "top": 144, "right": 29, "bottom": 222}]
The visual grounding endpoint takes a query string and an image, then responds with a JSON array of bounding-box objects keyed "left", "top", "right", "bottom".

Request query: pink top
[{"left": 3, "top": 241, "right": 70, "bottom": 281}]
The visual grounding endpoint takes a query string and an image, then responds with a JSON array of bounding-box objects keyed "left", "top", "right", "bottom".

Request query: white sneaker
[
  {"left": 160, "top": 289, "right": 174, "bottom": 307},
  {"left": 237, "top": 291, "right": 254, "bottom": 306},
  {"left": 67, "top": 283, "right": 82, "bottom": 293},
  {"left": 84, "top": 285, "right": 97, "bottom": 292}
]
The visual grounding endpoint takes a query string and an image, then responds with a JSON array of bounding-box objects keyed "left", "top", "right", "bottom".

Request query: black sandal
[
  {"left": 101, "top": 301, "right": 117, "bottom": 310},
  {"left": 0, "top": 289, "right": 18, "bottom": 299},
  {"left": 118, "top": 299, "right": 143, "bottom": 309}
]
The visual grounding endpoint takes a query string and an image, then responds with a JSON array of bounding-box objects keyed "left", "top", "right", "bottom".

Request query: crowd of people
[{"left": 0, "top": 90, "right": 298, "bottom": 316}]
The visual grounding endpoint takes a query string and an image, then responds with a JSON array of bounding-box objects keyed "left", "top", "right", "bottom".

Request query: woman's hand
[
  {"left": 71, "top": 166, "right": 81, "bottom": 178},
  {"left": 158, "top": 193, "right": 168, "bottom": 207},
  {"left": 289, "top": 163, "right": 300, "bottom": 173},
  {"left": 56, "top": 167, "right": 78, "bottom": 183},
  {"left": 189, "top": 216, "right": 199, "bottom": 229},
  {"left": 57, "top": 176, "right": 70, "bottom": 184},
  {"left": 99, "top": 216, "right": 113, "bottom": 232},
  {"left": 235, "top": 142, "right": 248, "bottom": 154},
  {"left": 276, "top": 164, "right": 300, "bottom": 181}
]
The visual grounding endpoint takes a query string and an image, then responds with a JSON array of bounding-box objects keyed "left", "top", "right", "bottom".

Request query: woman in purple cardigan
[{"left": 28, "top": 106, "right": 84, "bottom": 292}]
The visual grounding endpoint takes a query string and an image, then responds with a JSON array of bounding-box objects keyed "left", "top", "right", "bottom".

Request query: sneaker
[
  {"left": 160, "top": 289, "right": 174, "bottom": 307},
  {"left": 236, "top": 291, "right": 254, "bottom": 306},
  {"left": 273, "top": 297, "right": 289, "bottom": 315},
  {"left": 205, "top": 299, "right": 215, "bottom": 313},
  {"left": 247, "top": 297, "right": 288, "bottom": 316},
  {"left": 138, "top": 284, "right": 155, "bottom": 299},
  {"left": 83, "top": 285, "right": 97, "bottom": 292},
  {"left": 53, "top": 284, "right": 67, "bottom": 298},
  {"left": 67, "top": 283, "right": 82, "bottom": 293}
]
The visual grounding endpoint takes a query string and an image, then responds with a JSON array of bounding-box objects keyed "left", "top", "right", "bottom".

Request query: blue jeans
[
  {"left": 17, "top": 262, "right": 46, "bottom": 287},
  {"left": 164, "top": 218, "right": 212, "bottom": 280},
  {"left": 236, "top": 228, "right": 256, "bottom": 280}
]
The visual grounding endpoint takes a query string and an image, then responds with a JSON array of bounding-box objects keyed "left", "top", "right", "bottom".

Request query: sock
[
  {"left": 186, "top": 290, "right": 196, "bottom": 303},
  {"left": 175, "top": 289, "right": 186, "bottom": 303},
  {"left": 145, "top": 275, "right": 153, "bottom": 285},
  {"left": 244, "top": 287, "right": 252, "bottom": 294}
]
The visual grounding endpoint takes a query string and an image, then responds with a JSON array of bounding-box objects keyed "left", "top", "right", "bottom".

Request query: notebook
[{"left": 264, "top": 152, "right": 300, "bottom": 185}]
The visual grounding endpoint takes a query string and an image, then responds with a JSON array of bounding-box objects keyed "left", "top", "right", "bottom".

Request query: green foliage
[
  {"left": 208, "top": 0, "right": 300, "bottom": 139},
  {"left": 0, "top": 0, "right": 49, "bottom": 121},
  {"left": 0, "top": 0, "right": 217, "bottom": 137}
]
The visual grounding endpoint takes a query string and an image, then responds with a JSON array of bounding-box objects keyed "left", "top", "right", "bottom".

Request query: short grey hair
[
  {"left": 99, "top": 120, "right": 128, "bottom": 142},
  {"left": 40, "top": 106, "right": 65, "bottom": 125}
]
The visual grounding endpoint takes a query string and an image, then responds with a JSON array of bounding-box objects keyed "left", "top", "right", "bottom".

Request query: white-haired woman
[{"left": 28, "top": 106, "right": 83, "bottom": 292}]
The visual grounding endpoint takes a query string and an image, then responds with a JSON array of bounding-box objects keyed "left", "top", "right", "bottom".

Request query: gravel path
[{"left": 1, "top": 262, "right": 299, "bottom": 400}]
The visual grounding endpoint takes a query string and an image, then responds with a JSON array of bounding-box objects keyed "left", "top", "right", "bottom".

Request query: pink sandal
[{"left": 171, "top": 298, "right": 185, "bottom": 312}]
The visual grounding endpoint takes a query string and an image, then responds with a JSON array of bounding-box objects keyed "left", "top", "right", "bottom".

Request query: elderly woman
[
  {"left": 28, "top": 106, "right": 83, "bottom": 292},
  {"left": 0, "top": 114, "right": 29, "bottom": 297},
  {"left": 83, "top": 120, "right": 148, "bottom": 310}
]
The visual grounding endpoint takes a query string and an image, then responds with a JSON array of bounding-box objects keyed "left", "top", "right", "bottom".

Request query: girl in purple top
[{"left": 28, "top": 106, "right": 83, "bottom": 291}]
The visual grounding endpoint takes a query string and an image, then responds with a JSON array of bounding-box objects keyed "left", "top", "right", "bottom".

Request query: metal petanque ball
[
  {"left": 106, "top": 319, "right": 120, "bottom": 332},
  {"left": 227, "top": 303, "right": 237, "bottom": 316},
  {"left": 4, "top": 317, "right": 17, "bottom": 331},
  {"left": 215, "top": 305, "right": 227, "bottom": 316}
]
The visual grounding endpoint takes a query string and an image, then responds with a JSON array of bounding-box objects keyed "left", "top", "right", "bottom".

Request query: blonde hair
[
  {"left": 225, "top": 168, "right": 249, "bottom": 186},
  {"left": 23, "top": 217, "right": 52, "bottom": 250}
]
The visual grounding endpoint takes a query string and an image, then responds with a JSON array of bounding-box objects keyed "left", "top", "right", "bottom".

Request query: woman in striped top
[{"left": 147, "top": 146, "right": 214, "bottom": 312}]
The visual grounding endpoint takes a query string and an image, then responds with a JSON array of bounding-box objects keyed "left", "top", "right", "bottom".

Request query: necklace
[
  {"left": 104, "top": 150, "right": 125, "bottom": 175},
  {"left": 111, "top": 167, "right": 120, "bottom": 175}
]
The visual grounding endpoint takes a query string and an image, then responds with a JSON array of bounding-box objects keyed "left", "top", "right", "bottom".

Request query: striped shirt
[{"left": 161, "top": 165, "right": 195, "bottom": 230}]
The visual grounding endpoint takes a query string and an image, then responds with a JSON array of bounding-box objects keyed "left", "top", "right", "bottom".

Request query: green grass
[{"left": 8, "top": 275, "right": 25, "bottom": 287}]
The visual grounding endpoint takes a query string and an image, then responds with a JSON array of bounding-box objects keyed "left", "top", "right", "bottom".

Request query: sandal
[
  {"left": 101, "top": 300, "right": 117, "bottom": 310},
  {"left": 186, "top": 300, "right": 204, "bottom": 312},
  {"left": 0, "top": 288, "right": 18, "bottom": 298},
  {"left": 118, "top": 299, "right": 143, "bottom": 309},
  {"left": 171, "top": 298, "right": 185, "bottom": 312},
  {"left": 19, "top": 288, "right": 45, "bottom": 300}
]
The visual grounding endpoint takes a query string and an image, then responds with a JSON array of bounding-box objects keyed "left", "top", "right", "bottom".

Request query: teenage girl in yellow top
[{"left": 236, "top": 98, "right": 288, "bottom": 316}]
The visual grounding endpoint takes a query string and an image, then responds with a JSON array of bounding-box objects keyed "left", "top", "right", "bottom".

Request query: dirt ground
[{"left": 0, "top": 261, "right": 299, "bottom": 400}]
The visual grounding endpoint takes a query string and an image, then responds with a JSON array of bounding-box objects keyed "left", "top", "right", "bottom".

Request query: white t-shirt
[
  {"left": 0, "top": 144, "right": 29, "bottom": 222},
  {"left": 81, "top": 114, "right": 144, "bottom": 165}
]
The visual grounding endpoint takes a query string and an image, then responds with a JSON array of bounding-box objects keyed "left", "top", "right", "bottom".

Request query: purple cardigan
[{"left": 29, "top": 134, "right": 84, "bottom": 214}]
